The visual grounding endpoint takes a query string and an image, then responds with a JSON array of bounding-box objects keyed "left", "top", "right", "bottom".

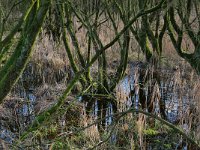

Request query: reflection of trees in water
[{"left": 115, "top": 64, "right": 199, "bottom": 149}]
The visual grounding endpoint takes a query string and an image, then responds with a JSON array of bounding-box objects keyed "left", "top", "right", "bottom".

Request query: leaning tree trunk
[{"left": 0, "top": 0, "right": 51, "bottom": 103}]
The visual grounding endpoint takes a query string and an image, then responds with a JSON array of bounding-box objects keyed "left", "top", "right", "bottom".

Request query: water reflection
[
  {"left": 0, "top": 128, "right": 15, "bottom": 144},
  {"left": 0, "top": 63, "right": 197, "bottom": 149},
  {"left": 0, "top": 88, "right": 36, "bottom": 144}
]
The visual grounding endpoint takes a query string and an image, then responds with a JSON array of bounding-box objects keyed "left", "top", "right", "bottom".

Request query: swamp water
[{"left": 0, "top": 63, "right": 198, "bottom": 149}]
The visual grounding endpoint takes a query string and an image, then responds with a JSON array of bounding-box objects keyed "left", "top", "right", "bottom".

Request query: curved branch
[
  {"left": 64, "top": 4, "right": 86, "bottom": 68},
  {"left": 20, "top": 0, "right": 167, "bottom": 139},
  {"left": 158, "top": 15, "right": 167, "bottom": 53},
  {"left": 56, "top": 108, "right": 200, "bottom": 148}
]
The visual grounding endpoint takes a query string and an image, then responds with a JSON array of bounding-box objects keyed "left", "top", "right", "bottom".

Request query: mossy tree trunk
[
  {"left": 111, "top": 0, "right": 167, "bottom": 65},
  {"left": 111, "top": 0, "right": 167, "bottom": 120},
  {"left": 20, "top": 0, "right": 166, "bottom": 138},
  {"left": 167, "top": 0, "right": 200, "bottom": 74},
  {"left": 55, "top": 0, "right": 167, "bottom": 133},
  {"left": 0, "top": 0, "right": 51, "bottom": 103}
]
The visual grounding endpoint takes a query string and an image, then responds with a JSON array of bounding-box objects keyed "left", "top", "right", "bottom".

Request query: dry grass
[{"left": 0, "top": 11, "right": 200, "bottom": 149}]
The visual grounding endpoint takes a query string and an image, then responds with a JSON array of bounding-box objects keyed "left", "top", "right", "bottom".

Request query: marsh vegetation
[{"left": 0, "top": 0, "right": 200, "bottom": 149}]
